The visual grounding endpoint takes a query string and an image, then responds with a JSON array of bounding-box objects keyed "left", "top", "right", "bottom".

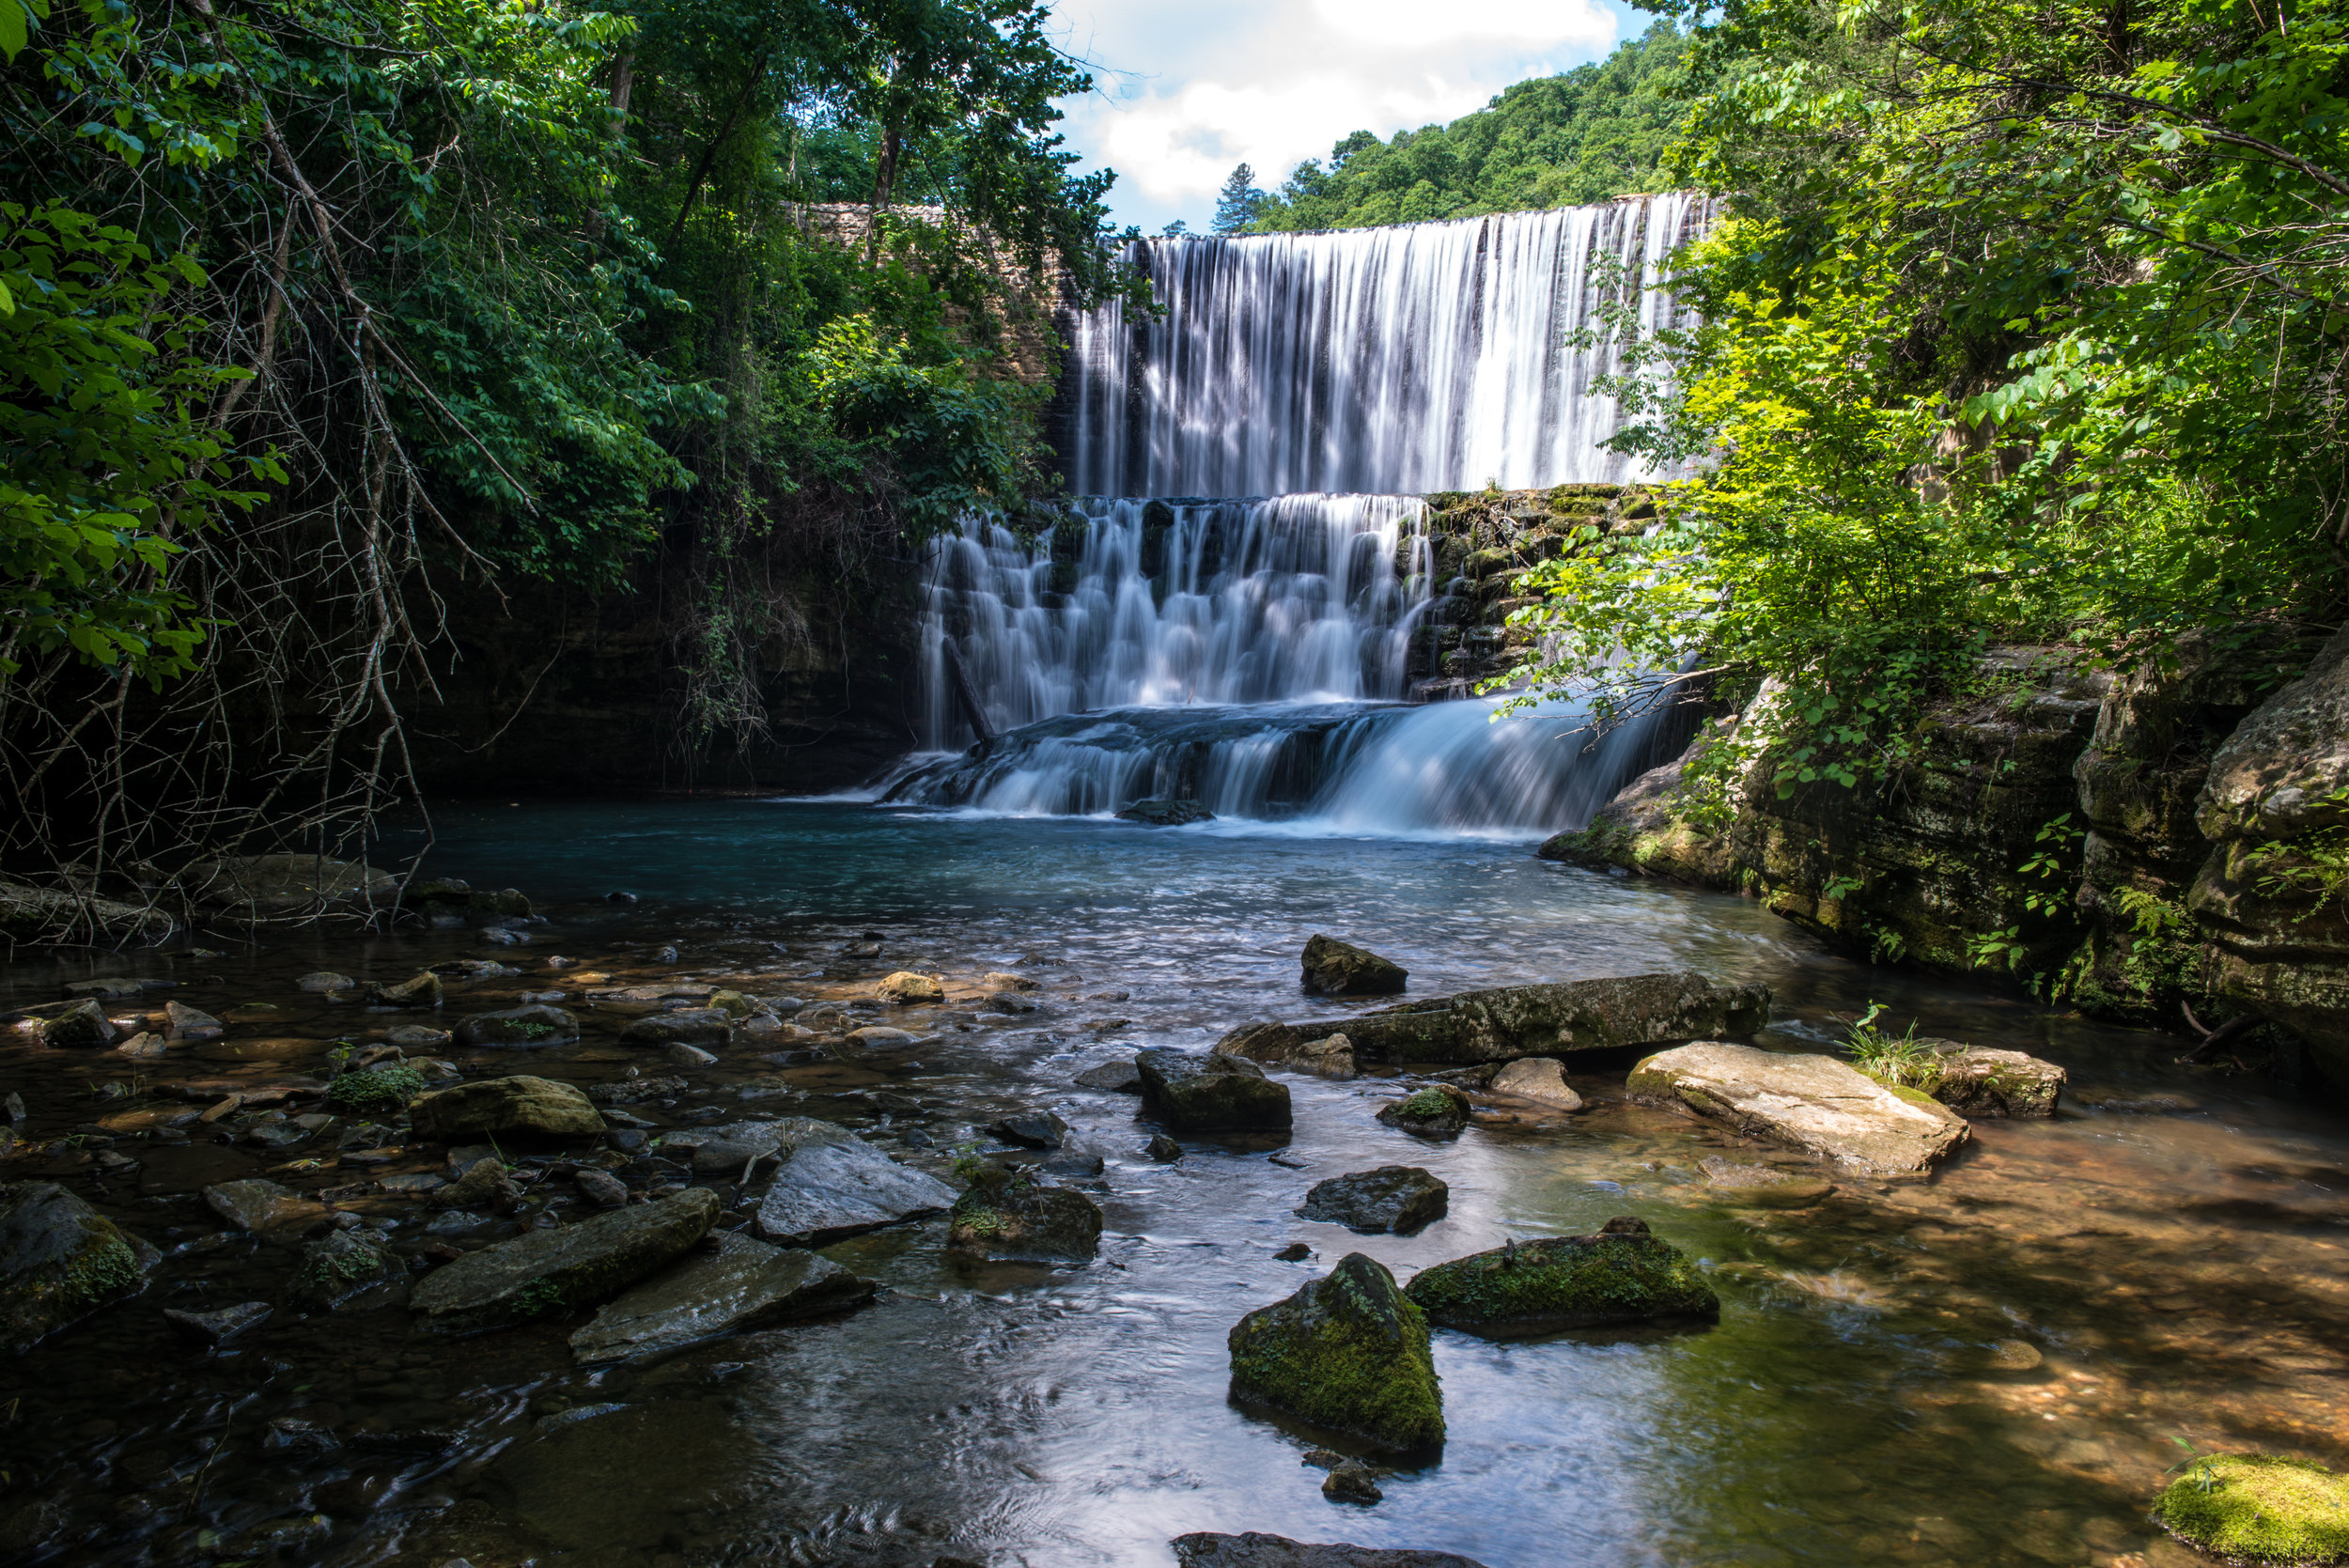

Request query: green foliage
[
  {"left": 1254, "top": 21, "right": 1688, "bottom": 231},
  {"left": 0, "top": 200, "right": 277, "bottom": 679},
  {"left": 1212, "top": 163, "right": 1264, "bottom": 233},
  {"left": 323, "top": 1065, "right": 428, "bottom": 1115},
  {"left": 1838, "top": 1002, "right": 1941, "bottom": 1090},
  {"left": 1501, "top": 0, "right": 2347, "bottom": 799}
]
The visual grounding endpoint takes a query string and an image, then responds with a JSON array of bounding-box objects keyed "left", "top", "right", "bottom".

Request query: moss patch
[
  {"left": 323, "top": 1065, "right": 428, "bottom": 1115},
  {"left": 1396, "top": 1088, "right": 1454, "bottom": 1119},
  {"left": 1404, "top": 1223, "right": 1719, "bottom": 1335},
  {"left": 2155, "top": 1454, "right": 2349, "bottom": 1566}
]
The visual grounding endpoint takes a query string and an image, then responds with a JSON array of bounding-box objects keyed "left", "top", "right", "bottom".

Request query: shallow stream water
[{"left": 4, "top": 800, "right": 2346, "bottom": 1568}]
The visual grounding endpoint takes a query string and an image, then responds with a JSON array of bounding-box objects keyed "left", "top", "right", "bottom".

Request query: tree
[{"left": 1212, "top": 163, "right": 1265, "bottom": 233}]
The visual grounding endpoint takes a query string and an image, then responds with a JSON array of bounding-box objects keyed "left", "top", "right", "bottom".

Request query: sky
[{"left": 1046, "top": 0, "right": 1649, "bottom": 235}]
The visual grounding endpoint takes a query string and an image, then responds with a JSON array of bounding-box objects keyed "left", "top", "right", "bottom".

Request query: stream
[{"left": 4, "top": 799, "right": 2346, "bottom": 1567}]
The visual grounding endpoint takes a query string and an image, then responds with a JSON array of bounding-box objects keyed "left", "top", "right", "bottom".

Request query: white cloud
[{"left": 1048, "top": 0, "right": 1638, "bottom": 233}]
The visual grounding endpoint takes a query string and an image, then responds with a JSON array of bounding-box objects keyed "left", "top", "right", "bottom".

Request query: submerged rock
[
  {"left": 1403, "top": 1217, "right": 1719, "bottom": 1336},
  {"left": 875, "top": 971, "right": 945, "bottom": 1004},
  {"left": 1299, "top": 934, "right": 1408, "bottom": 996},
  {"left": 287, "top": 1232, "right": 398, "bottom": 1311},
  {"left": 1697, "top": 1157, "right": 1835, "bottom": 1206},
  {"left": 1627, "top": 1041, "right": 1969, "bottom": 1177},
  {"left": 1375, "top": 1084, "right": 1470, "bottom": 1139},
  {"left": 1295, "top": 1168, "right": 1448, "bottom": 1234},
  {"left": 1227, "top": 1252, "right": 1442, "bottom": 1453},
  {"left": 1138, "top": 1048, "right": 1292, "bottom": 1134},
  {"left": 946, "top": 1167, "right": 1103, "bottom": 1263},
  {"left": 1172, "top": 1535, "right": 1486, "bottom": 1568},
  {"left": 568, "top": 1232, "right": 874, "bottom": 1364},
  {"left": 1074, "top": 1058, "right": 1143, "bottom": 1093},
  {"left": 408, "top": 1076, "right": 606, "bottom": 1141},
  {"left": 1486, "top": 1057, "right": 1581, "bottom": 1110},
  {"left": 163, "top": 1301, "right": 271, "bottom": 1345},
  {"left": 1217, "top": 971, "right": 1771, "bottom": 1068},
  {"left": 410, "top": 1188, "right": 720, "bottom": 1333},
  {"left": 751, "top": 1118, "right": 957, "bottom": 1245},
  {"left": 1, "top": 1182, "right": 152, "bottom": 1354},
  {"left": 455, "top": 1005, "right": 580, "bottom": 1048},
  {"left": 1117, "top": 799, "right": 1214, "bottom": 826},
  {"left": 2153, "top": 1453, "right": 2349, "bottom": 1566},
  {"left": 1218, "top": 1031, "right": 1356, "bottom": 1079}
]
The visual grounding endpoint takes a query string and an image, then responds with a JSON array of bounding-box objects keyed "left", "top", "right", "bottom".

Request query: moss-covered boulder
[
  {"left": 39, "top": 999, "right": 117, "bottom": 1048},
  {"left": 1403, "top": 1217, "right": 1719, "bottom": 1337},
  {"left": 1138, "top": 1048, "right": 1292, "bottom": 1134},
  {"left": 1, "top": 1182, "right": 152, "bottom": 1353},
  {"left": 1300, "top": 935, "right": 1408, "bottom": 997},
  {"left": 1376, "top": 1084, "right": 1470, "bottom": 1139},
  {"left": 946, "top": 1167, "right": 1103, "bottom": 1263},
  {"left": 409, "top": 1188, "right": 719, "bottom": 1333},
  {"left": 322, "top": 1065, "right": 427, "bottom": 1116},
  {"left": 455, "top": 1004, "right": 580, "bottom": 1048},
  {"left": 287, "top": 1231, "right": 398, "bottom": 1312},
  {"left": 408, "top": 1075, "right": 604, "bottom": 1141},
  {"left": 2154, "top": 1454, "right": 2349, "bottom": 1566},
  {"left": 1227, "top": 1252, "right": 1442, "bottom": 1454}
]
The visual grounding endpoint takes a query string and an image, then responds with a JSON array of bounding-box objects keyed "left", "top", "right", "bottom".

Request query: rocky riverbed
[{"left": 3, "top": 800, "right": 2347, "bottom": 1567}]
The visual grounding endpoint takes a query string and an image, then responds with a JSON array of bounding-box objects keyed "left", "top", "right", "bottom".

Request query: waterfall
[
  {"left": 882, "top": 194, "right": 1715, "bottom": 835},
  {"left": 1058, "top": 194, "right": 1714, "bottom": 498}
]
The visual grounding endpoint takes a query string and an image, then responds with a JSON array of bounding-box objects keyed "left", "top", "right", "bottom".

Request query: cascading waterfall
[
  {"left": 883, "top": 193, "right": 1713, "bottom": 833},
  {"left": 1059, "top": 194, "right": 1714, "bottom": 498}
]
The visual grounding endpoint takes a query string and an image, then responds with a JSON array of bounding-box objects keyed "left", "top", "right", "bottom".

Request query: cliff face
[{"left": 1545, "top": 632, "right": 2346, "bottom": 1089}]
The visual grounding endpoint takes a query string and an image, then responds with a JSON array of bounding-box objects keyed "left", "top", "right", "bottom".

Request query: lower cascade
[{"left": 893, "top": 494, "right": 1683, "bottom": 834}]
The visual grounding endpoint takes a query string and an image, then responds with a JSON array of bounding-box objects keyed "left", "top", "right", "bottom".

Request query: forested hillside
[
  {"left": 0, "top": 0, "right": 1127, "bottom": 885},
  {"left": 1251, "top": 20, "right": 1687, "bottom": 231}
]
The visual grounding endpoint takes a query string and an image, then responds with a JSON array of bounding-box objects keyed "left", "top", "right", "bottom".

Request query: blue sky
[{"left": 1046, "top": 0, "right": 1648, "bottom": 234}]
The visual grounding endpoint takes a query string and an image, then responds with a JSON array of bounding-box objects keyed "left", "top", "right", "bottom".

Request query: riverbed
[{"left": 3, "top": 799, "right": 2344, "bottom": 1567}]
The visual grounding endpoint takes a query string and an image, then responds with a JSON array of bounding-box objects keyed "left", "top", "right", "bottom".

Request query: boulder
[
  {"left": 431, "top": 1157, "right": 521, "bottom": 1213},
  {"left": 162, "top": 1301, "right": 271, "bottom": 1345},
  {"left": 287, "top": 1232, "right": 398, "bottom": 1311},
  {"left": 0, "top": 1182, "right": 152, "bottom": 1353},
  {"left": 1172, "top": 1535, "right": 1486, "bottom": 1568},
  {"left": 367, "top": 972, "right": 443, "bottom": 1009},
  {"left": 1698, "top": 1157, "right": 1834, "bottom": 1205},
  {"left": 409, "top": 1188, "right": 720, "bottom": 1333},
  {"left": 875, "top": 971, "right": 945, "bottom": 1005},
  {"left": 1074, "top": 1058, "right": 1143, "bottom": 1093},
  {"left": 1403, "top": 1217, "right": 1719, "bottom": 1335},
  {"left": 1376, "top": 1084, "right": 1470, "bottom": 1139},
  {"left": 1216, "top": 971, "right": 1771, "bottom": 1068},
  {"left": 945, "top": 1167, "right": 1103, "bottom": 1263},
  {"left": 1227, "top": 1252, "right": 1443, "bottom": 1453},
  {"left": 203, "top": 1179, "right": 327, "bottom": 1237},
  {"left": 456, "top": 1005, "right": 581, "bottom": 1048},
  {"left": 39, "top": 1000, "right": 116, "bottom": 1048},
  {"left": 1627, "top": 1042, "right": 1969, "bottom": 1177},
  {"left": 1137, "top": 1048, "right": 1292, "bottom": 1134},
  {"left": 1217, "top": 1031, "right": 1356, "bottom": 1079},
  {"left": 568, "top": 1232, "right": 874, "bottom": 1364},
  {"left": 163, "top": 1001, "right": 224, "bottom": 1040},
  {"left": 575, "top": 1170, "right": 629, "bottom": 1208},
  {"left": 1895, "top": 1040, "right": 2066, "bottom": 1118},
  {"left": 988, "top": 1111, "right": 1067, "bottom": 1149},
  {"left": 618, "top": 1008, "right": 732, "bottom": 1048},
  {"left": 408, "top": 1077, "right": 606, "bottom": 1142},
  {"left": 385, "top": 1024, "right": 452, "bottom": 1049},
  {"left": 115, "top": 1032, "right": 166, "bottom": 1060},
  {"left": 705, "top": 988, "right": 762, "bottom": 1020},
  {"left": 751, "top": 1119, "right": 958, "bottom": 1245},
  {"left": 1536, "top": 740, "right": 1734, "bottom": 888},
  {"left": 2152, "top": 1453, "right": 2349, "bottom": 1566},
  {"left": 1295, "top": 1168, "right": 1448, "bottom": 1234},
  {"left": 1486, "top": 1056, "right": 1582, "bottom": 1109},
  {"left": 1299, "top": 935, "right": 1408, "bottom": 997},
  {"left": 1117, "top": 799, "right": 1214, "bottom": 826}
]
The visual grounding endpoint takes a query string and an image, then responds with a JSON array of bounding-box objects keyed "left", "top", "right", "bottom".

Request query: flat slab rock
[
  {"left": 410, "top": 1188, "right": 719, "bottom": 1334},
  {"left": 1174, "top": 1533, "right": 1488, "bottom": 1568},
  {"left": 568, "top": 1232, "right": 874, "bottom": 1364},
  {"left": 1628, "top": 1042, "right": 1969, "bottom": 1177},
  {"left": 751, "top": 1118, "right": 957, "bottom": 1245},
  {"left": 1217, "top": 970, "right": 1770, "bottom": 1067}
]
